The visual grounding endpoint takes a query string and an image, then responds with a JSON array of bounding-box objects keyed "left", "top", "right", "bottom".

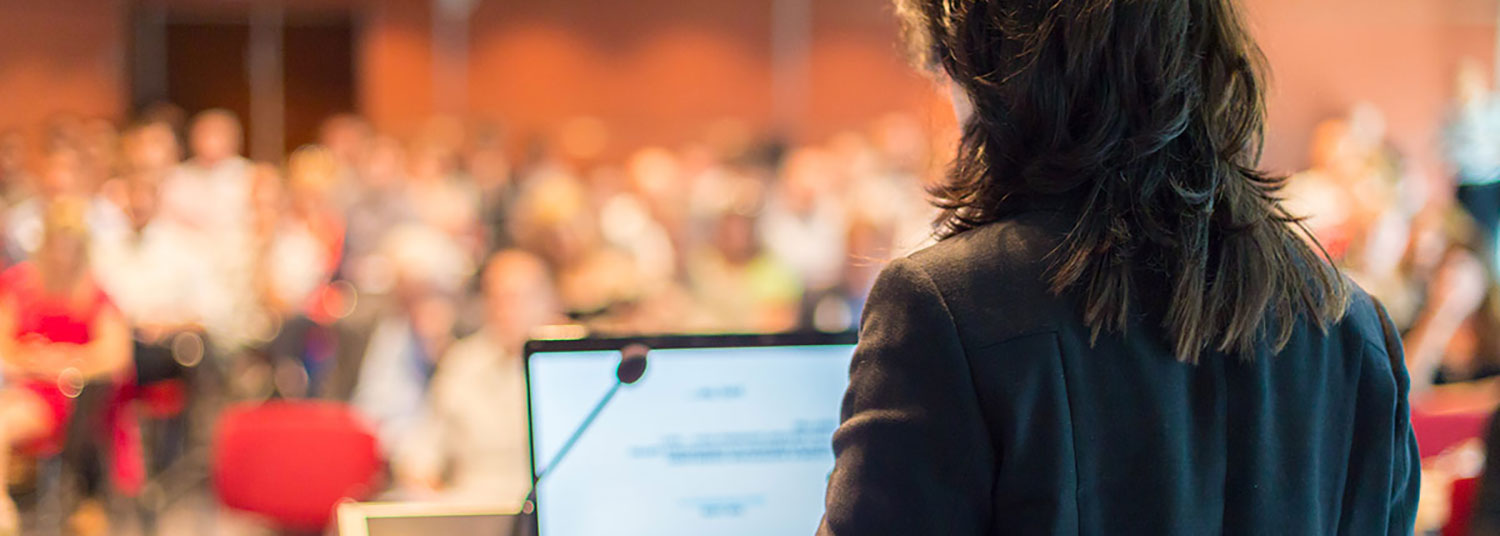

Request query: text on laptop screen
[{"left": 527, "top": 343, "right": 855, "bottom": 536}]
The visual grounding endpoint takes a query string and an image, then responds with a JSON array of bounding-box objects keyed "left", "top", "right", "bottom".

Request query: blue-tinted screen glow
[{"left": 528, "top": 344, "right": 855, "bottom": 536}]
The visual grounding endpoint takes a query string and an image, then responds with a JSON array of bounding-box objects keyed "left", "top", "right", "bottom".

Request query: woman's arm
[
  {"left": 78, "top": 306, "right": 131, "bottom": 380},
  {"left": 818, "top": 258, "right": 993, "bottom": 535},
  {"left": 0, "top": 296, "right": 25, "bottom": 378}
]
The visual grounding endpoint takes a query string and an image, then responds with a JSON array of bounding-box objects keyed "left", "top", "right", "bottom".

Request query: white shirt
[
  {"left": 351, "top": 315, "right": 432, "bottom": 454},
  {"left": 90, "top": 219, "right": 220, "bottom": 327},
  {"left": 158, "top": 156, "right": 261, "bottom": 348},
  {"left": 6, "top": 196, "right": 130, "bottom": 260},
  {"left": 758, "top": 196, "right": 848, "bottom": 291},
  {"left": 160, "top": 156, "right": 252, "bottom": 233},
  {"left": 266, "top": 221, "right": 331, "bottom": 310},
  {"left": 396, "top": 330, "right": 531, "bottom": 508}
]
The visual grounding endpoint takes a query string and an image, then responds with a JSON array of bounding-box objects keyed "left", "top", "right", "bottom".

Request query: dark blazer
[{"left": 818, "top": 207, "right": 1420, "bottom": 535}]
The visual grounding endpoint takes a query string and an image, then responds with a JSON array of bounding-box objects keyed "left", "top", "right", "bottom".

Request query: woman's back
[{"left": 818, "top": 208, "right": 1419, "bottom": 535}]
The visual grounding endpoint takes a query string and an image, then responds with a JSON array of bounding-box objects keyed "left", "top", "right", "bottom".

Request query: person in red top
[{"left": 0, "top": 196, "right": 132, "bottom": 534}]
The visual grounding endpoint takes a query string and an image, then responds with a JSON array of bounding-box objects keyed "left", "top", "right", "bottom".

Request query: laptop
[
  {"left": 335, "top": 500, "right": 519, "bottom": 536},
  {"left": 524, "top": 332, "right": 858, "bottom": 536}
]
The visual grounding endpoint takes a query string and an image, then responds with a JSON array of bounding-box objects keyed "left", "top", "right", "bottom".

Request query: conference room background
[{"left": 1, "top": 0, "right": 1499, "bottom": 534}]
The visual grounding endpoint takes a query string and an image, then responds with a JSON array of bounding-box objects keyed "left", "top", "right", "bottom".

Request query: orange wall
[
  {"left": 359, "top": 0, "right": 947, "bottom": 153},
  {"left": 0, "top": 0, "right": 127, "bottom": 139},
  {"left": 1246, "top": 0, "right": 1497, "bottom": 175},
  {"left": 0, "top": 0, "right": 1494, "bottom": 174},
  {"left": 461, "top": 0, "right": 777, "bottom": 151},
  {"left": 360, "top": 0, "right": 433, "bottom": 138}
]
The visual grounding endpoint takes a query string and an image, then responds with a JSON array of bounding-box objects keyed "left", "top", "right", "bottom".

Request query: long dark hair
[{"left": 897, "top": 0, "right": 1348, "bottom": 362}]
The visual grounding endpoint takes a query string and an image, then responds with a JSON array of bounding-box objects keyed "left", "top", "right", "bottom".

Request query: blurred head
[
  {"left": 377, "top": 224, "right": 473, "bottom": 306},
  {"left": 79, "top": 118, "right": 119, "bottom": 183},
  {"left": 467, "top": 124, "right": 511, "bottom": 190},
  {"left": 713, "top": 178, "right": 765, "bottom": 264},
  {"left": 362, "top": 136, "right": 406, "bottom": 189},
  {"left": 189, "top": 109, "right": 243, "bottom": 164},
  {"left": 482, "top": 250, "right": 558, "bottom": 349},
  {"left": 896, "top": 0, "right": 1348, "bottom": 361},
  {"left": 124, "top": 121, "right": 181, "bottom": 175},
  {"left": 39, "top": 147, "right": 83, "bottom": 199},
  {"left": 779, "top": 148, "right": 832, "bottom": 212},
  {"left": 1457, "top": 57, "right": 1489, "bottom": 104},
  {"left": 319, "top": 114, "right": 372, "bottom": 166},
  {"left": 1308, "top": 119, "right": 1355, "bottom": 172},
  {"left": 714, "top": 213, "right": 759, "bottom": 265},
  {"left": 407, "top": 116, "right": 464, "bottom": 183},
  {"left": 515, "top": 175, "right": 596, "bottom": 267},
  {"left": 287, "top": 144, "right": 339, "bottom": 209},
  {"left": 44, "top": 113, "right": 84, "bottom": 154},
  {"left": 626, "top": 147, "right": 680, "bottom": 199},
  {"left": 39, "top": 196, "right": 90, "bottom": 289},
  {"left": 829, "top": 130, "right": 877, "bottom": 177},
  {"left": 407, "top": 139, "right": 456, "bottom": 183}
]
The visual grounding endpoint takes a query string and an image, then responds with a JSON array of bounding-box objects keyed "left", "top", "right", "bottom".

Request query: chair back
[{"left": 213, "top": 401, "right": 382, "bottom": 532}]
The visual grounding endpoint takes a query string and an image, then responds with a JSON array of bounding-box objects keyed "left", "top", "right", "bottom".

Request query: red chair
[
  {"left": 1412, "top": 409, "right": 1492, "bottom": 459},
  {"left": 213, "top": 401, "right": 383, "bottom": 532},
  {"left": 1445, "top": 476, "right": 1480, "bottom": 536}
]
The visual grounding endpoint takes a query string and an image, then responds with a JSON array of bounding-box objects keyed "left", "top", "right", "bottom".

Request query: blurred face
[
  {"left": 715, "top": 213, "right": 757, "bottom": 264},
  {"left": 362, "top": 137, "right": 405, "bottom": 189},
  {"left": 1457, "top": 59, "right": 1488, "bottom": 104},
  {"left": 287, "top": 147, "right": 337, "bottom": 210},
  {"left": 79, "top": 119, "right": 118, "bottom": 180},
  {"left": 781, "top": 149, "right": 830, "bottom": 211},
  {"left": 320, "top": 115, "right": 370, "bottom": 166},
  {"left": 1308, "top": 120, "right": 1360, "bottom": 175},
  {"left": 411, "top": 294, "right": 457, "bottom": 360},
  {"left": 627, "top": 148, "right": 679, "bottom": 198},
  {"left": 469, "top": 144, "right": 511, "bottom": 190},
  {"left": 190, "top": 114, "right": 242, "bottom": 164},
  {"left": 128, "top": 123, "right": 181, "bottom": 173},
  {"left": 40, "top": 150, "right": 81, "bottom": 198},
  {"left": 483, "top": 253, "right": 557, "bottom": 349},
  {"left": 408, "top": 145, "right": 451, "bottom": 183}
]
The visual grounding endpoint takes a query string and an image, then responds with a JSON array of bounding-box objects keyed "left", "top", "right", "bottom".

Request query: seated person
[
  {"left": 394, "top": 250, "right": 560, "bottom": 508},
  {"left": 348, "top": 224, "right": 469, "bottom": 452},
  {"left": 0, "top": 198, "right": 133, "bottom": 533}
]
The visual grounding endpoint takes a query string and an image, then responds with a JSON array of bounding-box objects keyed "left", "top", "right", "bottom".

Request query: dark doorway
[
  {"left": 284, "top": 18, "right": 357, "bottom": 154},
  {"left": 133, "top": 9, "right": 358, "bottom": 159},
  {"left": 162, "top": 22, "right": 253, "bottom": 150}
]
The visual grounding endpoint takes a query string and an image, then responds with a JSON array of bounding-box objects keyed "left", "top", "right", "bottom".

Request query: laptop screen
[{"left": 525, "top": 334, "right": 856, "bottom": 536}]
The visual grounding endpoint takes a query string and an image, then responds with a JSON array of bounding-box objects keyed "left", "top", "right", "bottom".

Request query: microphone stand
[{"left": 509, "top": 344, "right": 649, "bottom": 536}]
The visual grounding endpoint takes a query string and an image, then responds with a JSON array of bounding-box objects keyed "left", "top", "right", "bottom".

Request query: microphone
[{"left": 512, "top": 343, "right": 650, "bottom": 536}]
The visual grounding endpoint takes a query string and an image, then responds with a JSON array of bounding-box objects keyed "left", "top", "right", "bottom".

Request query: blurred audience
[
  {"left": 11, "top": 70, "right": 1500, "bottom": 531},
  {"left": 0, "top": 103, "right": 940, "bottom": 531},
  {"left": 20, "top": 81, "right": 1500, "bottom": 531}
]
